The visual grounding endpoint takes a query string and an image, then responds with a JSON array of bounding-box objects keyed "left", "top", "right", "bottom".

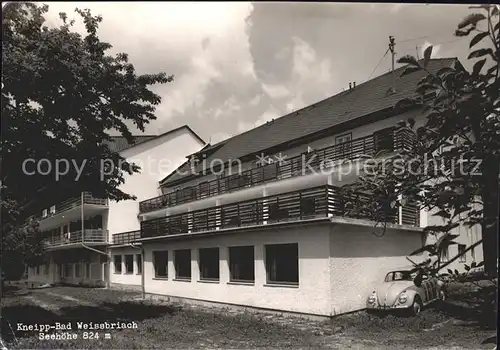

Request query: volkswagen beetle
[{"left": 366, "top": 267, "right": 446, "bottom": 315}]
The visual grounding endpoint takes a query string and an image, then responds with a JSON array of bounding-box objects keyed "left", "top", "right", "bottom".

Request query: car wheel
[{"left": 410, "top": 296, "right": 423, "bottom": 316}]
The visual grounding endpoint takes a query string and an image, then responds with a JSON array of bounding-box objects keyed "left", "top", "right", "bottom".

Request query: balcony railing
[
  {"left": 112, "top": 230, "right": 141, "bottom": 245},
  {"left": 139, "top": 128, "right": 416, "bottom": 214},
  {"left": 44, "top": 229, "right": 108, "bottom": 248},
  {"left": 39, "top": 192, "right": 108, "bottom": 220},
  {"left": 140, "top": 184, "right": 420, "bottom": 239}
]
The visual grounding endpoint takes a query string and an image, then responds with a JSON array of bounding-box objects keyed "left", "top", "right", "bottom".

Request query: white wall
[
  {"left": 107, "top": 128, "right": 205, "bottom": 237},
  {"left": 329, "top": 222, "right": 424, "bottom": 314},
  {"left": 424, "top": 208, "right": 483, "bottom": 273},
  {"left": 110, "top": 247, "right": 142, "bottom": 286},
  {"left": 143, "top": 223, "right": 332, "bottom": 316}
]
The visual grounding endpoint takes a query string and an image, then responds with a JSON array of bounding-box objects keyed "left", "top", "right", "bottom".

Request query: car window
[{"left": 385, "top": 271, "right": 412, "bottom": 282}]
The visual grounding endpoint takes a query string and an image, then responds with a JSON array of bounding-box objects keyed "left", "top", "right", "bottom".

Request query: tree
[
  {"left": 1, "top": 3, "right": 172, "bottom": 283},
  {"left": 342, "top": 5, "right": 499, "bottom": 276}
]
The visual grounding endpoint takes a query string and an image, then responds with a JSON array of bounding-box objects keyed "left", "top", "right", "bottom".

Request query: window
[
  {"left": 336, "top": 133, "right": 352, "bottom": 144},
  {"left": 300, "top": 197, "right": 316, "bottom": 216},
  {"left": 198, "top": 181, "right": 210, "bottom": 198},
  {"left": 440, "top": 246, "right": 449, "bottom": 262},
  {"left": 262, "top": 162, "right": 278, "bottom": 181},
  {"left": 268, "top": 202, "right": 288, "bottom": 221},
  {"left": 193, "top": 211, "right": 209, "bottom": 231},
  {"left": 336, "top": 133, "right": 352, "bottom": 158},
  {"left": 229, "top": 246, "right": 254, "bottom": 282},
  {"left": 174, "top": 249, "right": 191, "bottom": 280},
  {"left": 124, "top": 254, "right": 134, "bottom": 274},
  {"left": 114, "top": 255, "right": 122, "bottom": 274},
  {"left": 35, "top": 265, "right": 40, "bottom": 275},
  {"left": 373, "top": 127, "right": 395, "bottom": 154},
  {"left": 136, "top": 254, "right": 142, "bottom": 274},
  {"left": 153, "top": 251, "right": 168, "bottom": 278},
  {"left": 199, "top": 248, "right": 219, "bottom": 281},
  {"left": 471, "top": 246, "right": 476, "bottom": 262},
  {"left": 44, "top": 262, "right": 50, "bottom": 276},
  {"left": 86, "top": 263, "right": 91, "bottom": 278},
  {"left": 226, "top": 173, "right": 251, "bottom": 191},
  {"left": 458, "top": 244, "right": 466, "bottom": 263},
  {"left": 265, "top": 243, "right": 299, "bottom": 285},
  {"left": 65, "top": 264, "right": 72, "bottom": 278},
  {"left": 75, "top": 263, "right": 81, "bottom": 278}
]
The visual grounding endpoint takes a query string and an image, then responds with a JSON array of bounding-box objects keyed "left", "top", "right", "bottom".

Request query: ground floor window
[
  {"left": 65, "top": 264, "right": 73, "bottom": 278},
  {"left": 35, "top": 265, "right": 40, "bottom": 275},
  {"left": 174, "top": 249, "right": 191, "bottom": 280},
  {"left": 44, "top": 262, "right": 50, "bottom": 276},
  {"left": 265, "top": 243, "right": 299, "bottom": 285},
  {"left": 86, "top": 263, "right": 91, "bottom": 279},
  {"left": 440, "top": 246, "right": 449, "bottom": 262},
  {"left": 458, "top": 244, "right": 466, "bottom": 262},
  {"left": 136, "top": 254, "right": 142, "bottom": 275},
  {"left": 199, "top": 247, "right": 219, "bottom": 281},
  {"left": 75, "top": 263, "right": 81, "bottom": 278},
  {"left": 229, "top": 246, "right": 254, "bottom": 282},
  {"left": 124, "top": 254, "right": 134, "bottom": 274},
  {"left": 153, "top": 251, "right": 168, "bottom": 278},
  {"left": 114, "top": 255, "right": 122, "bottom": 274}
]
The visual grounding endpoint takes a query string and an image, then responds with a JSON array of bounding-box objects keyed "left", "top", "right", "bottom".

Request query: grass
[{"left": 1, "top": 282, "right": 496, "bottom": 349}]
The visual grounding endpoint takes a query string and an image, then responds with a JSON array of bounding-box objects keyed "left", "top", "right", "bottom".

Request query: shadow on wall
[{"left": 330, "top": 224, "right": 423, "bottom": 258}]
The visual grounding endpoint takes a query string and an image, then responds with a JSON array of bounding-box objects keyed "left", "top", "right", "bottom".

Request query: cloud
[
  {"left": 43, "top": 2, "right": 257, "bottom": 136},
  {"left": 38, "top": 2, "right": 475, "bottom": 146},
  {"left": 261, "top": 83, "right": 290, "bottom": 99},
  {"left": 237, "top": 106, "right": 280, "bottom": 133}
]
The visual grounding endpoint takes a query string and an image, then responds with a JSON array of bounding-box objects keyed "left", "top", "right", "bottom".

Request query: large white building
[
  {"left": 26, "top": 125, "right": 206, "bottom": 287},
  {"left": 28, "top": 58, "right": 483, "bottom": 317}
]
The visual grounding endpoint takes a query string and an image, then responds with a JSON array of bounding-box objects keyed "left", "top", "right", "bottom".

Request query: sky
[{"left": 42, "top": 2, "right": 479, "bottom": 145}]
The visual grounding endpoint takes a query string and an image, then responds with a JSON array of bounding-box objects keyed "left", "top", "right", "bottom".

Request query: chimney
[
  {"left": 349, "top": 82, "right": 352, "bottom": 90},
  {"left": 353, "top": 82, "right": 356, "bottom": 88}
]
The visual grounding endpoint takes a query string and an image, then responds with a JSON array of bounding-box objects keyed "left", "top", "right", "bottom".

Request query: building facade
[
  {"left": 108, "top": 58, "right": 482, "bottom": 317},
  {"left": 26, "top": 126, "right": 206, "bottom": 288},
  {"left": 28, "top": 58, "right": 483, "bottom": 317}
]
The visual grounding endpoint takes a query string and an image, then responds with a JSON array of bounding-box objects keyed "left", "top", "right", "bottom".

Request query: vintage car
[{"left": 366, "top": 268, "right": 446, "bottom": 315}]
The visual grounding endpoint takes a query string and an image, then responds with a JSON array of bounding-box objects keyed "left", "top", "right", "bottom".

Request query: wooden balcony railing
[
  {"left": 140, "top": 184, "right": 420, "bottom": 239},
  {"left": 112, "top": 230, "right": 141, "bottom": 245},
  {"left": 139, "top": 128, "right": 416, "bottom": 214},
  {"left": 39, "top": 192, "right": 108, "bottom": 220},
  {"left": 44, "top": 229, "right": 108, "bottom": 248}
]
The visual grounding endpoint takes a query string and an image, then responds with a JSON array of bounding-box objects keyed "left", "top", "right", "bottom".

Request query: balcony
[
  {"left": 44, "top": 229, "right": 108, "bottom": 249},
  {"left": 111, "top": 230, "right": 141, "bottom": 245},
  {"left": 140, "top": 185, "right": 420, "bottom": 239},
  {"left": 37, "top": 192, "right": 108, "bottom": 231},
  {"left": 139, "top": 128, "right": 416, "bottom": 214}
]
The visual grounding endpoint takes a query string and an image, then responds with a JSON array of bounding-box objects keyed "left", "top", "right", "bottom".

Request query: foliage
[
  {"left": 1, "top": 3, "right": 172, "bottom": 279},
  {"left": 342, "top": 7, "right": 499, "bottom": 346},
  {"left": 342, "top": 4, "right": 499, "bottom": 276}
]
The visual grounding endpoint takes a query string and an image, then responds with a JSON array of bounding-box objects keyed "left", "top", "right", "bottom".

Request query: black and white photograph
[{"left": 1, "top": 1, "right": 499, "bottom": 349}]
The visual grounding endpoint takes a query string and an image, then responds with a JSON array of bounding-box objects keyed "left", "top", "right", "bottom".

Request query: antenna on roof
[{"left": 389, "top": 36, "right": 396, "bottom": 93}]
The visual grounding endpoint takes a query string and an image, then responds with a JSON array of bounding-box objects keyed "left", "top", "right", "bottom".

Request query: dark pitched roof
[
  {"left": 105, "top": 135, "right": 157, "bottom": 153},
  {"left": 163, "top": 58, "right": 457, "bottom": 186},
  {"left": 105, "top": 125, "right": 205, "bottom": 153}
]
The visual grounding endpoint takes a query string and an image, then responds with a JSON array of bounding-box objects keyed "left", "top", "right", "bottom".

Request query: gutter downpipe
[{"left": 129, "top": 243, "right": 145, "bottom": 300}]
